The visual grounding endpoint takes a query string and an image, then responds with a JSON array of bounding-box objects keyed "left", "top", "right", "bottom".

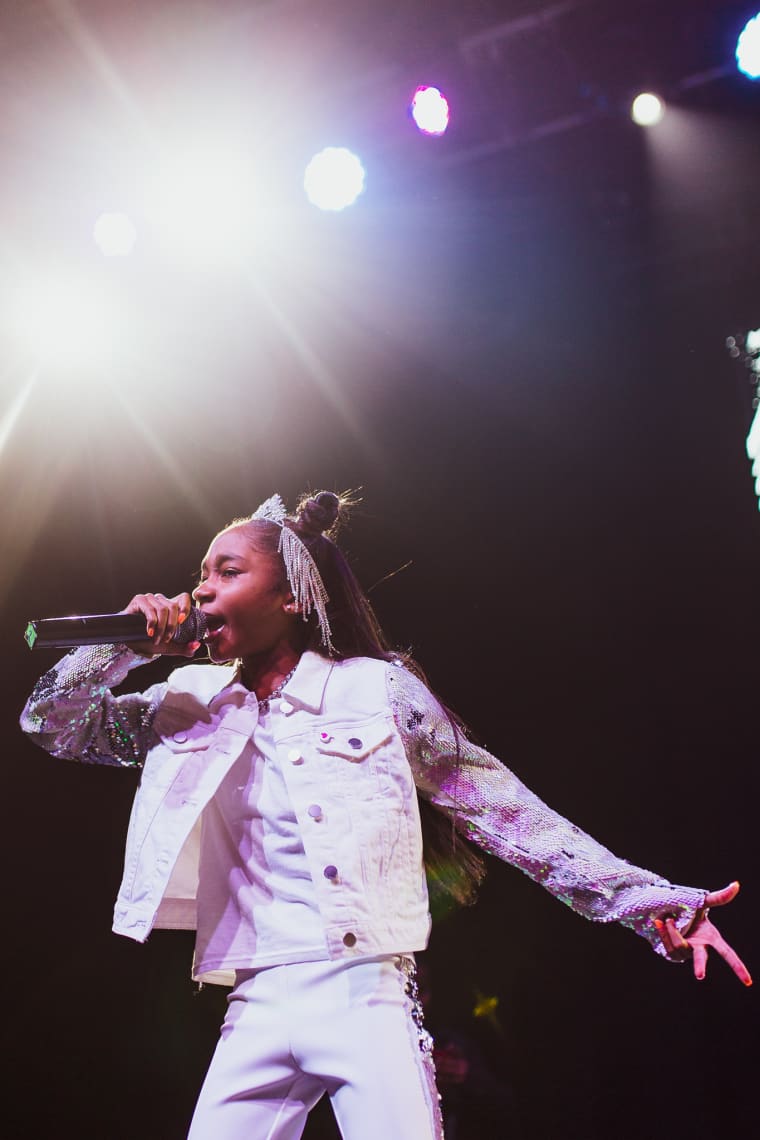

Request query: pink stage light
[{"left": 410, "top": 86, "right": 450, "bottom": 136}]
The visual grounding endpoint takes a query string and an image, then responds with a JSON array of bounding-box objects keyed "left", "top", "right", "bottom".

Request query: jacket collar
[
  {"left": 170, "top": 651, "right": 334, "bottom": 713},
  {"left": 167, "top": 661, "right": 238, "bottom": 706},
  {"left": 280, "top": 651, "right": 334, "bottom": 714}
]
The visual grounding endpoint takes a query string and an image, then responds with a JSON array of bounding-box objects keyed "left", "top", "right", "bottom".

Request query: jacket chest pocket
[
  {"left": 312, "top": 717, "right": 407, "bottom": 799},
  {"left": 153, "top": 695, "right": 217, "bottom": 747},
  {"left": 144, "top": 706, "right": 217, "bottom": 790}
]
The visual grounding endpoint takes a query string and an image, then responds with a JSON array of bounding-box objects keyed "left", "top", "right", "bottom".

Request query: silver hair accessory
[{"left": 251, "top": 494, "right": 334, "bottom": 653}]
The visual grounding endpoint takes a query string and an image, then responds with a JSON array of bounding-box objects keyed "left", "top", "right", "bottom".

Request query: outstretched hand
[{"left": 655, "top": 881, "right": 752, "bottom": 986}]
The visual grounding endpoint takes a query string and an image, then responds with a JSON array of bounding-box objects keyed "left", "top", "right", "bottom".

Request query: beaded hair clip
[{"left": 251, "top": 494, "right": 334, "bottom": 654}]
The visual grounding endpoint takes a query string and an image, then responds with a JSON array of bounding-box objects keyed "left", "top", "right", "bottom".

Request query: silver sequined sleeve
[
  {"left": 20, "top": 645, "right": 167, "bottom": 768},
  {"left": 387, "top": 663, "right": 706, "bottom": 957}
]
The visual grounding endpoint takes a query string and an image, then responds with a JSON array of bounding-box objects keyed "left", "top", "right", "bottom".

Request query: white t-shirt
[{"left": 193, "top": 679, "right": 329, "bottom": 982}]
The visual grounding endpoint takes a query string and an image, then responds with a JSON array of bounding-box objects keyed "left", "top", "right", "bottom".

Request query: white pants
[{"left": 187, "top": 956, "right": 444, "bottom": 1140}]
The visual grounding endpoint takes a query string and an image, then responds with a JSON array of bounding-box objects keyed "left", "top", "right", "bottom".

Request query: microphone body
[{"left": 24, "top": 609, "right": 208, "bottom": 650}]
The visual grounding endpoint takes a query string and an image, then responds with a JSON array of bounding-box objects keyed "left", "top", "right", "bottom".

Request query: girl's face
[{"left": 192, "top": 527, "right": 295, "bottom": 662}]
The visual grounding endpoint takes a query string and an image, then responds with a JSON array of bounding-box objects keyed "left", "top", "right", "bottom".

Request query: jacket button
[
  {"left": 287, "top": 748, "right": 303, "bottom": 765},
  {"left": 323, "top": 864, "right": 338, "bottom": 880},
  {"left": 308, "top": 804, "right": 323, "bottom": 820},
  {"left": 279, "top": 700, "right": 294, "bottom": 715},
  {"left": 172, "top": 731, "right": 188, "bottom": 743},
  {"left": 342, "top": 932, "right": 357, "bottom": 948},
  {"left": 348, "top": 737, "right": 362, "bottom": 749}
]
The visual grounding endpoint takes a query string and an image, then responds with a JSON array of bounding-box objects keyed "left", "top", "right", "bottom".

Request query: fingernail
[
  {"left": 178, "top": 612, "right": 187, "bottom": 624},
  {"left": 653, "top": 919, "right": 664, "bottom": 930},
  {"left": 744, "top": 978, "right": 753, "bottom": 987},
  {"left": 147, "top": 627, "right": 155, "bottom": 638}
]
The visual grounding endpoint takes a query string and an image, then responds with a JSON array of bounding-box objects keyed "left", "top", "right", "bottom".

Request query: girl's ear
[{"left": 282, "top": 593, "right": 301, "bottom": 615}]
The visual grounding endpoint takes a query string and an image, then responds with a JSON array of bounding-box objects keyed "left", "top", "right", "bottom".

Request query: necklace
[{"left": 256, "top": 665, "right": 297, "bottom": 714}]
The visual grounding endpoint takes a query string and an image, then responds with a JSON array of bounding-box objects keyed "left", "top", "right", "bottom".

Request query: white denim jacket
[{"left": 21, "top": 645, "right": 706, "bottom": 972}]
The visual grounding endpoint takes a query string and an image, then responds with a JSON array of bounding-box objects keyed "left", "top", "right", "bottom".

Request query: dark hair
[
  {"left": 224, "top": 490, "right": 485, "bottom": 909},
  {"left": 226, "top": 490, "right": 392, "bottom": 662}
]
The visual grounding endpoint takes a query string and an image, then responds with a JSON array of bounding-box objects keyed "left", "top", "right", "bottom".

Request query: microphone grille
[{"left": 173, "top": 609, "right": 208, "bottom": 644}]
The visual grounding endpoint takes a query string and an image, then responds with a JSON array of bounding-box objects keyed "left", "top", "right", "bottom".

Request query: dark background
[{"left": 1, "top": 2, "right": 758, "bottom": 1137}]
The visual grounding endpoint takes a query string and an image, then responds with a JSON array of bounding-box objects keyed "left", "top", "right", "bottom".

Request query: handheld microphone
[{"left": 24, "top": 608, "right": 208, "bottom": 650}]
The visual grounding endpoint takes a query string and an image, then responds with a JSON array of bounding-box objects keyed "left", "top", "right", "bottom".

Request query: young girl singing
[{"left": 20, "top": 490, "right": 750, "bottom": 1140}]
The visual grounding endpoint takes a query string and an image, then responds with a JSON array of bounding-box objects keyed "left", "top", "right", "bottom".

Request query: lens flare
[
  {"left": 303, "top": 147, "right": 366, "bottom": 211},
  {"left": 93, "top": 212, "right": 137, "bottom": 256}
]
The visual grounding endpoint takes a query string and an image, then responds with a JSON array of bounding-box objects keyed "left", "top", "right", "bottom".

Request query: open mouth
[{"left": 202, "top": 614, "right": 226, "bottom": 639}]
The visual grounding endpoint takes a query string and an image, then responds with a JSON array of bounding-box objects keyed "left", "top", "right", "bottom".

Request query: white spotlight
[
  {"left": 303, "top": 147, "right": 365, "bottom": 212},
  {"left": 631, "top": 92, "right": 665, "bottom": 127},
  {"left": 410, "top": 86, "right": 450, "bottom": 136},
  {"left": 737, "top": 13, "right": 760, "bottom": 79},
  {"left": 93, "top": 212, "right": 137, "bottom": 257}
]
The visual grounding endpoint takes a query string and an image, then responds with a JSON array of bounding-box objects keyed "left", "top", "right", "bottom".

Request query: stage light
[
  {"left": 736, "top": 13, "right": 760, "bottom": 79},
  {"left": 631, "top": 92, "right": 665, "bottom": 126},
  {"left": 93, "top": 212, "right": 137, "bottom": 257},
  {"left": 303, "top": 147, "right": 365, "bottom": 211},
  {"left": 746, "top": 407, "right": 760, "bottom": 508},
  {"left": 727, "top": 324, "right": 760, "bottom": 509},
  {"left": 410, "top": 86, "right": 450, "bottom": 136}
]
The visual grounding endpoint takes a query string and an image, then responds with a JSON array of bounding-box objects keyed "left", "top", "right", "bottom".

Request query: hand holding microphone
[
  {"left": 122, "top": 591, "right": 203, "bottom": 657},
  {"left": 25, "top": 592, "right": 206, "bottom": 656}
]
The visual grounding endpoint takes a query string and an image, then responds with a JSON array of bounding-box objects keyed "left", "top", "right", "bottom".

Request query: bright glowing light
[
  {"left": 10, "top": 275, "right": 119, "bottom": 370},
  {"left": 303, "top": 147, "right": 365, "bottom": 211},
  {"left": 93, "top": 212, "right": 137, "bottom": 256},
  {"left": 631, "top": 92, "right": 665, "bottom": 127},
  {"left": 736, "top": 13, "right": 760, "bottom": 79},
  {"left": 146, "top": 142, "right": 262, "bottom": 255},
  {"left": 410, "top": 86, "right": 450, "bottom": 136},
  {"left": 746, "top": 328, "right": 760, "bottom": 352},
  {"left": 746, "top": 404, "right": 760, "bottom": 509},
  {"left": 0, "top": 375, "right": 36, "bottom": 458}
]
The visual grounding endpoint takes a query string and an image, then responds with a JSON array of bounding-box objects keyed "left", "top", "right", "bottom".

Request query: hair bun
[{"left": 297, "top": 491, "right": 341, "bottom": 536}]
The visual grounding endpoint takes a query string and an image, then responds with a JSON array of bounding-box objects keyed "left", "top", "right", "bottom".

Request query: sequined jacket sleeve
[
  {"left": 387, "top": 663, "right": 706, "bottom": 956},
  {"left": 20, "top": 645, "right": 166, "bottom": 768}
]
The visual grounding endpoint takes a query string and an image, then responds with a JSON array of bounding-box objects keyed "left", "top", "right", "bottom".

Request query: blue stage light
[{"left": 736, "top": 12, "right": 760, "bottom": 79}]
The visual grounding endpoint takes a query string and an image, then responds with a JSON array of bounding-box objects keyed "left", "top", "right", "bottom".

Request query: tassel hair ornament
[{"left": 251, "top": 494, "right": 335, "bottom": 654}]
